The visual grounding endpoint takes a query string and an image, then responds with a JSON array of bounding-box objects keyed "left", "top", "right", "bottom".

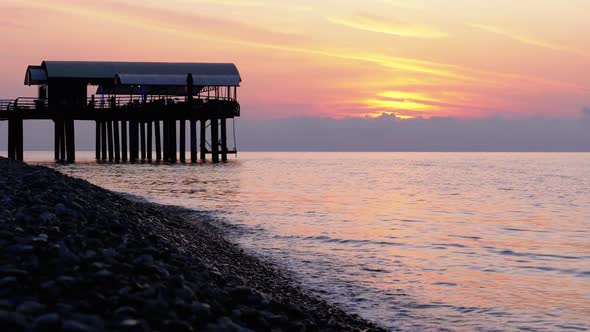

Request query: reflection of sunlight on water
[{"left": 30, "top": 151, "right": 590, "bottom": 331}]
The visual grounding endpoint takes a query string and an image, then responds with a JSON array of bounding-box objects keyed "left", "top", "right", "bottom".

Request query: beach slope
[{"left": 0, "top": 157, "right": 384, "bottom": 331}]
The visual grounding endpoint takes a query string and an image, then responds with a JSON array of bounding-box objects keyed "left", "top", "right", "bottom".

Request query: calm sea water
[{"left": 26, "top": 152, "right": 590, "bottom": 331}]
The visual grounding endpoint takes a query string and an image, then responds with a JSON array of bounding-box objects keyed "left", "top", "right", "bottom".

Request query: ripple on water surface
[{"left": 38, "top": 152, "right": 590, "bottom": 331}]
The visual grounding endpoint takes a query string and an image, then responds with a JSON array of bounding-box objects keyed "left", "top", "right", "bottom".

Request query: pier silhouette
[{"left": 0, "top": 61, "right": 241, "bottom": 163}]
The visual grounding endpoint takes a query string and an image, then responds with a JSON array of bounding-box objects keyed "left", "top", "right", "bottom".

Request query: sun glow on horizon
[{"left": 365, "top": 112, "right": 416, "bottom": 120}]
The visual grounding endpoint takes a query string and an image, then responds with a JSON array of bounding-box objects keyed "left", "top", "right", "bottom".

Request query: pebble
[
  {"left": 191, "top": 302, "right": 211, "bottom": 318},
  {"left": 61, "top": 320, "right": 95, "bottom": 332},
  {"left": 95, "top": 269, "right": 113, "bottom": 280},
  {"left": 38, "top": 212, "right": 56, "bottom": 223},
  {"left": 163, "top": 319, "right": 194, "bottom": 332},
  {"left": 0, "top": 310, "right": 28, "bottom": 332},
  {"left": 118, "top": 319, "right": 149, "bottom": 332},
  {"left": 0, "top": 300, "right": 14, "bottom": 310},
  {"left": 133, "top": 254, "right": 154, "bottom": 266},
  {"left": 0, "top": 267, "right": 27, "bottom": 276},
  {"left": 113, "top": 306, "right": 137, "bottom": 320},
  {"left": 6, "top": 244, "right": 34, "bottom": 255},
  {"left": 0, "top": 276, "right": 18, "bottom": 289},
  {"left": 32, "top": 313, "right": 61, "bottom": 332},
  {"left": 16, "top": 301, "right": 46, "bottom": 315},
  {"left": 54, "top": 203, "right": 69, "bottom": 217},
  {"left": 33, "top": 233, "right": 49, "bottom": 243}
]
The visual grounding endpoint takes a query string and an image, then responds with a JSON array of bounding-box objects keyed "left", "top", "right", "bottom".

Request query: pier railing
[
  {"left": 86, "top": 95, "right": 237, "bottom": 109},
  {"left": 0, "top": 95, "right": 238, "bottom": 113},
  {"left": 0, "top": 99, "right": 12, "bottom": 111},
  {"left": 0, "top": 97, "right": 46, "bottom": 111}
]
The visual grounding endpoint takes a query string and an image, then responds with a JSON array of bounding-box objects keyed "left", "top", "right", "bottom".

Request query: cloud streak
[
  {"left": 20, "top": 0, "right": 588, "bottom": 96},
  {"left": 26, "top": 0, "right": 304, "bottom": 47},
  {"left": 329, "top": 13, "right": 448, "bottom": 39},
  {"left": 176, "top": 0, "right": 313, "bottom": 12},
  {"left": 470, "top": 24, "right": 587, "bottom": 57}
]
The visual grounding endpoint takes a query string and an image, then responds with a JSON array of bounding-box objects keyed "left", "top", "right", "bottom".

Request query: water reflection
[{"left": 30, "top": 152, "right": 590, "bottom": 331}]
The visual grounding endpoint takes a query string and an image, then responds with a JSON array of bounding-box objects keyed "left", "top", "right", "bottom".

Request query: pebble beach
[{"left": 0, "top": 157, "right": 384, "bottom": 332}]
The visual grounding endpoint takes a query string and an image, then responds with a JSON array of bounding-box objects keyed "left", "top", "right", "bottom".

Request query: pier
[{"left": 0, "top": 61, "right": 241, "bottom": 163}]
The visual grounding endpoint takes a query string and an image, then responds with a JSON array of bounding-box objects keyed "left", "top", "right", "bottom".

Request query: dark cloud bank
[
  {"left": 2, "top": 109, "right": 590, "bottom": 152},
  {"left": 237, "top": 110, "right": 590, "bottom": 152}
]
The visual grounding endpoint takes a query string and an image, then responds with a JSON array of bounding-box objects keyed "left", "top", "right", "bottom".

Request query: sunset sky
[{"left": 1, "top": 0, "right": 589, "bottom": 120}]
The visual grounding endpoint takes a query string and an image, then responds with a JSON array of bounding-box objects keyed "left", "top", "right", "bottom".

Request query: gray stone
[
  {"left": 33, "top": 233, "right": 49, "bottom": 243},
  {"left": 133, "top": 254, "right": 154, "bottom": 266},
  {"left": 118, "top": 319, "right": 149, "bottom": 332},
  {"left": 95, "top": 269, "right": 114, "bottom": 280},
  {"left": 113, "top": 306, "right": 136, "bottom": 320},
  {"left": 0, "top": 310, "right": 27, "bottom": 332},
  {"left": 54, "top": 203, "right": 68, "bottom": 216},
  {"left": 38, "top": 212, "right": 56, "bottom": 223},
  {"left": 6, "top": 244, "right": 34, "bottom": 255},
  {"left": 163, "top": 319, "right": 193, "bottom": 332},
  {"left": 0, "top": 300, "right": 14, "bottom": 310},
  {"left": 32, "top": 313, "right": 61, "bottom": 332},
  {"left": 69, "top": 314, "right": 104, "bottom": 330},
  {"left": 16, "top": 300, "right": 46, "bottom": 315},
  {"left": 0, "top": 276, "right": 18, "bottom": 289},
  {"left": 62, "top": 320, "right": 95, "bottom": 332},
  {"left": 0, "top": 267, "right": 27, "bottom": 276},
  {"left": 191, "top": 302, "right": 211, "bottom": 318}
]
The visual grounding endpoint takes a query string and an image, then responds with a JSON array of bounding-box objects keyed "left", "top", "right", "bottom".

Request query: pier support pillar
[
  {"left": 7, "top": 118, "right": 23, "bottom": 161},
  {"left": 140, "top": 121, "right": 146, "bottom": 161},
  {"left": 16, "top": 118, "right": 24, "bottom": 161},
  {"left": 7, "top": 119, "right": 15, "bottom": 160},
  {"left": 54, "top": 120, "right": 60, "bottom": 162},
  {"left": 147, "top": 121, "right": 152, "bottom": 162},
  {"left": 107, "top": 120, "right": 114, "bottom": 162},
  {"left": 179, "top": 120, "right": 186, "bottom": 163},
  {"left": 190, "top": 120, "right": 197, "bottom": 163},
  {"left": 200, "top": 120, "right": 207, "bottom": 161},
  {"left": 65, "top": 118, "right": 75, "bottom": 163},
  {"left": 53, "top": 119, "right": 66, "bottom": 162},
  {"left": 59, "top": 119, "right": 66, "bottom": 163},
  {"left": 129, "top": 121, "right": 137, "bottom": 163},
  {"left": 95, "top": 121, "right": 100, "bottom": 161},
  {"left": 8, "top": 119, "right": 15, "bottom": 160},
  {"left": 211, "top": 118, "right": 219, "bottom": 163},
  {"left": 121, "top": 121, "right": 128, "bottom": 162},
  {"left": 101, "top": 120, "right": 107, "bottom": 161},
  {"left": 155, "top": 121, "right": 162, "bottom": 162},
  {"left": 220, "top": 118, "right": 227, "bottom": 162},
  {"left": 134, "top": 121, "right": 140, "bottom": 162},
  {"left": 114, "top": 121, "right": 120, "bottom": 162},
  {"left": 163, "top": 120, "right": 169, "bottom": 162},
  {"left": 171, "top": 120, "right": 177, "bottom": 163}
]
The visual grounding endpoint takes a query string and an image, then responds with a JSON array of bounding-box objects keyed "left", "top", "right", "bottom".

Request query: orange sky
[{"left": 0, "top": 0, "right": 589, "bottom": 119}]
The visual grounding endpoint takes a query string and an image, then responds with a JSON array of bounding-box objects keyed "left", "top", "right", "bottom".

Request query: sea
[{"left": 24, "top": 151, "right": 590, "bottom": 331}]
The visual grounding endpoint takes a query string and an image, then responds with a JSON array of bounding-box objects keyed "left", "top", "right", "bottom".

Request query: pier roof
[
  {"left": 115, "top": 73, "right": 241, "bottom": 87},
  {"left": 25, "top": 61, "right": 241, "bottom": 86}
]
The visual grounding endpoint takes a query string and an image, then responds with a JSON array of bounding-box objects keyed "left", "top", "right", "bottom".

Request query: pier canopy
[
  {"left": 24, "top": 65, "right": 47, "bottom": 85},
  {"left": 103, "top": 73, "right": 241, "bottom": 96},
  {"left": 24, "top": 61, "right": 241, "bottom": 87},
  {"left": 24, "top": 60, "right": 242, "bottom": 103}
]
